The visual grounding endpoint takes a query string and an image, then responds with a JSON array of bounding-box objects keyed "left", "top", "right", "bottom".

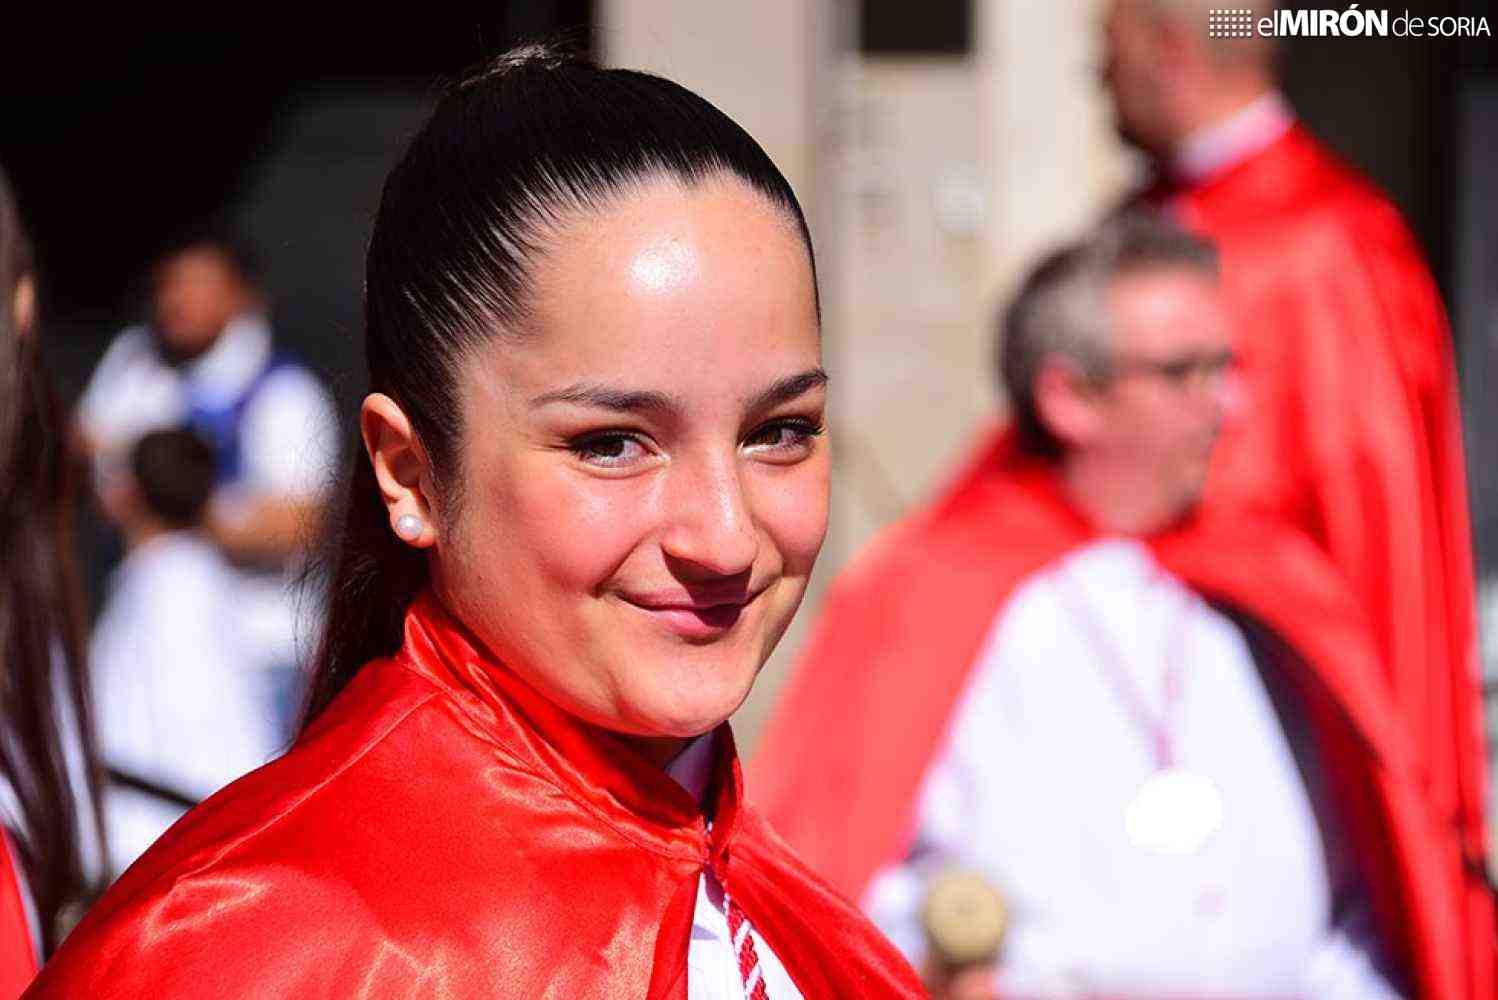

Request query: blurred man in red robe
[
  {"left": 754, "top": 215, "right": 1480, "bottom": 998},
  {"left": 1102, "top": 2, "right": 1494, "bottom": 992}
]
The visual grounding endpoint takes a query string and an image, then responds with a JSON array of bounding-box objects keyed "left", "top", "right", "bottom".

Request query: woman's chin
[
  {"left": 626, "top": 671, "right": 757, "bottom": 741},
  {"left": 615, "top": 634, "right": 767, "bottom": 727},
  {"left": 635, "top": 699, "right": 742, "bottom": 741}
]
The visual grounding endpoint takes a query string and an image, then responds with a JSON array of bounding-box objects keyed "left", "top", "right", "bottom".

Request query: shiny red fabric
[
  {"left": 27, "top": 592, "right": 923, "bottom": 998},
  {"left": 1151, "top": 125, "right": 1493, "bottom": 997},
  {"left": 0, "top": 830, "right": 36, "bottom": 998},
  {"left": 752, "top": 432, "right": 1481, "bottom": 999}
]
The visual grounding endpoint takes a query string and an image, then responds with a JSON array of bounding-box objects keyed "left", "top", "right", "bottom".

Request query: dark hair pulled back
[
  {"left": 0, "top": 166, "right": 108, "bottom": 951},
  {"left": 303, "top": 45, "right": 817, "bottom": 723}
]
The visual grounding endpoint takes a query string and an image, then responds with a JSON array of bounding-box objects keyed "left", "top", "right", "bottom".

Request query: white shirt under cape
[
  {"left": 665, "top": 732, "right": 804, "bottom": 1000},
  {"left": 0, "top": 640, "right": 105, "bottom": 959},
  {"left": 864, "top": 538, "right": 1403, "bottom": 999}
]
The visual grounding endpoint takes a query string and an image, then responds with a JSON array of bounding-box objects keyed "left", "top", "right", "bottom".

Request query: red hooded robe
[
  {"left": 0, "top": 832, "right": 36, "bottom": 998},
  {"left": 26, "top": 592, "right": 923, "bottom": 998},
  {"left": 1146, "top": 123, "right": 1493, "bottom": 996},
  {"left": 752, "top": 432, "right": 1483, "bottom": 999}
]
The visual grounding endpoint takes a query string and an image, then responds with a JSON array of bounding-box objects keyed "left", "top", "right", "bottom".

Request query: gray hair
[{"left": 998, "top": 212, "right": 1219, "bottom": 456}]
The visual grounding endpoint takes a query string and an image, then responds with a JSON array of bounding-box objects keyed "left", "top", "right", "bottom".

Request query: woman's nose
[{"left": 659, "top": 455, "right": 759, "bottom": 578}]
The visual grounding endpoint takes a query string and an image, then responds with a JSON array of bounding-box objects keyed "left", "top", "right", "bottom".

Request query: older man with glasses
[{"left": 754, "top": 215, "right": 1465, "bottom": 999}]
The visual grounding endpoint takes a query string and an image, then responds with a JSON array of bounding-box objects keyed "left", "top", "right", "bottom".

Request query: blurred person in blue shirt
[{"left": 75, "top": 235, "right": 339, "bottom": 730}]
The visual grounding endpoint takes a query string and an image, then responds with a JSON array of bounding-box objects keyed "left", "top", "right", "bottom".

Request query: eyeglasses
[{"left": 1101, "top": 349, "right": 1237, "bottom": 391}]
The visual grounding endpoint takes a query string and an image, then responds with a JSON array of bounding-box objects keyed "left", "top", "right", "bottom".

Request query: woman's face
[{"left": 433, "top": 177, "right": 827, "bottom": 752}]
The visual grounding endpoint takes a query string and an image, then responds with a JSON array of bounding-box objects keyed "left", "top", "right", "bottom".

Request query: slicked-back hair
[
  {"left": 997, "top": 212, "right": 1219, "bottom": 457},
  {"left": 302, "top": 43, "right": 818, "bottom": 724}
]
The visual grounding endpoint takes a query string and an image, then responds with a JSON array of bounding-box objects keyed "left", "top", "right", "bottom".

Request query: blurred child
[{"left": 91, "top": 428, "right": 287, "bottom": 877}]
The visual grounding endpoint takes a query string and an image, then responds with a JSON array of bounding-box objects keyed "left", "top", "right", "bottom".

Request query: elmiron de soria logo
[{"left": 1209, "top": 6, "right": 1491, "bottom": 38}]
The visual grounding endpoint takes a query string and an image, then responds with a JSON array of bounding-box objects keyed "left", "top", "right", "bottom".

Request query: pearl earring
[{"left": 394, "top": 514, "right": 424, "bottom": 542}]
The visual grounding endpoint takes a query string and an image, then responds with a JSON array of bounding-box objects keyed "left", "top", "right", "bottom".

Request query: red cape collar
[
  {"left": 398, "top": 590, "right": 743, "bottom": 868},
  {"left": 1137, "top": 124, "right": 1329, "bottom": 220}
]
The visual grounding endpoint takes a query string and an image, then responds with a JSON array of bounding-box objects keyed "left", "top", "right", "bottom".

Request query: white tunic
[
  {"left": 665, "top": 734, "right": 804, "bottom": 1000},
  {"left": 0, "top": 641, "right": 105, "bottom": 958},
  {"left": 91, "top": 532, "right": 290, "bottom": 876},
  {"left": 864, "top": 538, "right": 1402, "bottom": 999}
]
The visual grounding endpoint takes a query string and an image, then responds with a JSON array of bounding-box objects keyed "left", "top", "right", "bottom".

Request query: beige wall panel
[{"left": 599, "top": 0, "right": 819, "bottom": 202}]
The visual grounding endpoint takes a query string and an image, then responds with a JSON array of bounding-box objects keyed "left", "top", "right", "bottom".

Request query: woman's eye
[
  {"left": 571, "top": 433, "right": 649, "bottom": 468},
  {"left": 744, "top": 418, "right": 823, "bottom": 455}
]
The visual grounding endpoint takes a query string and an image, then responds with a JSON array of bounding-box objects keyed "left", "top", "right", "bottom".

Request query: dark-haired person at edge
[
  {"left": 1104, "top": 5, "right": 1494, "bottom": 994},
  {"left": 90, "top": 430, "right": 281, "bottom": 877},
  {"left": 27, "top": 48, "right": 923, "bottom": 998},
  {"left": 754, "top": 218, "right": 1465, "bottom": 998},
  {"left": 0, "top": 168, "right": 108, "bottom": 995}
]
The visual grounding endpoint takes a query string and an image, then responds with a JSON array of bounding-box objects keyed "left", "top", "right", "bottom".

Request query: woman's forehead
[
  {"left": 534, "top": 176, "right": 812, "bottom": 310},
  {"left": 473, "top": 179, "right": 819, "bottom": 400}
]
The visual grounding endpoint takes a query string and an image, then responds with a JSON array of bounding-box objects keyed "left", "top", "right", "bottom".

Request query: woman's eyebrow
[
  {"left": 746, "top": 368, "right": 829, "bottom": 412},
  {"left": 530, "top": 368, "right": 828, "bottom": 415},
  {"left": 530, "top": 383, "right": 677, "bottom": 414}
]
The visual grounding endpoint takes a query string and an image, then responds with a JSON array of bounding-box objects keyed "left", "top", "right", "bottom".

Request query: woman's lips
[{"left": 619, "top": 589, "right": 762, "bottom": 640}]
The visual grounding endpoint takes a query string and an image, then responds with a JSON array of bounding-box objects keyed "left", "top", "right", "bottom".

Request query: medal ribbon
[{"left": 1055, "top": 562, "right": 1194, "bottom": 769}]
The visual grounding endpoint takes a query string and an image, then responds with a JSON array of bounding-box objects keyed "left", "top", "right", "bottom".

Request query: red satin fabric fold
[
  {"left": 27, "top": 592, "right": 922, "bottom": 997},
  {"left": 0, "top": 830, "right": 36, "bottom": 999},
  {"left": 751, "top": 431, "right": 1480, "bottom": 999}
]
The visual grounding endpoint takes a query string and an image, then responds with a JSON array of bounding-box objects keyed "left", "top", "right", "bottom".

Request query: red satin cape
[
  {"left": 1151, "top": 125, "right": 1493, "bottom": 998},
  {"left": 0, "top": 830, "right": 36, "bottom": 998},
  {"left": 27, "top": 592, "right": 922, "bottom": 998},
  {"left": 751, "top": 432, "right": 1482, "bottom": 999}
]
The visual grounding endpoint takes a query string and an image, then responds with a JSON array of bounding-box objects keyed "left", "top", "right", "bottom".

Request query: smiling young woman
[{"left": 27, "top": 46, "right": 922, "bottom": 999}]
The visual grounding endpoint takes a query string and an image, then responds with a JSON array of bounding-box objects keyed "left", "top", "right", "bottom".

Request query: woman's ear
[{"left": 361, "top": 393, "right": 437, "bottom": 549}]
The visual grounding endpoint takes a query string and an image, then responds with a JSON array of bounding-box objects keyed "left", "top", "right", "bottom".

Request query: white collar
[
  {"left": 664, "top": 730, "right": 718, "bottom": 808},
  {"left": 125, "top": 529, "right": 219, "bottom": 571},
  {"left": 182, "top": 312, "right": 274, "bottom": 407},
  {"left": 1169, "top": 91, "right": 1294, "bottom": 185},
  {"left": 1061, "top": 537, "right": 1161, "bottom": 588}
]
